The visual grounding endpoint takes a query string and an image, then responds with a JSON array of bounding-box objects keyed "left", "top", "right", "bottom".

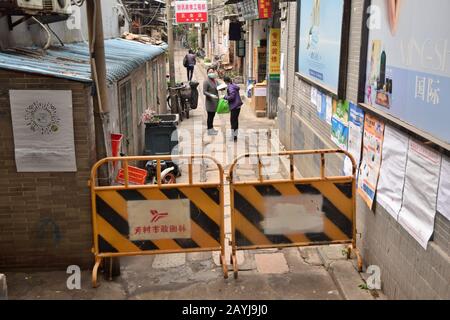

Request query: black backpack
[{"left": 183, "top": 55, "right": 188, "bottom": 68}]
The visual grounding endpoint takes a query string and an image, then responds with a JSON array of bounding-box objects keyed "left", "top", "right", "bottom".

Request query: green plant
[
  {"left": 359, "top": 283, "right": 369, "bottom": 290},
  {"left": 187, "top": 30, "right": 198, "bottom": 50},
  {"left": 204, "top": 58, "right": 211, "bottom": 63},
  {"left": 341, "top": 248, "right": 349, "bottom": 257}
]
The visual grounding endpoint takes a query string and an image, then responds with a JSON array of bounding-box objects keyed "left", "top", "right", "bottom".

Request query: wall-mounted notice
[
  {"left": 398, "top": 140, "right": 441, "bottom": 249},
  {"left": 311, "top": 87, "right": 318, "bottom": 106},
  {"left": 377, "top": 125, "right": 410, "bottom": 220},
  {"left": 325, "top": 96, "right": 333, "bottom": 125},
  {"left": 331, "top": 100, "right": 349, "bottom": 151},
  {"left": 343, "top": 103, "right": 364, "bottom": 177},
  {"left": 437, "top": 156, "right": 450, "bottom": 221},
  {"left": 334, "top": 100, "right": 349, "bottom": 125},
  {"left": 358, "top": 114, "right": 385, "bottom": 209},
  {"left": 331, "top": 117, "right": 348, "bottom": 151},
  {"left": 364, "top": 0, "right": 450, "bottom": 144},
  {"left": 9, "top": 90, "right": 77, "bottom": 172}
]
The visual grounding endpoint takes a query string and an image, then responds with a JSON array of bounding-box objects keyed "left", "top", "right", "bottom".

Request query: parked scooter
[{"left": 145, "top": 159, "right": 180, "bottom": 184}]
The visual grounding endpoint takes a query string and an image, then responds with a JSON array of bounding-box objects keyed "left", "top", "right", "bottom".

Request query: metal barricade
[
  {"left": 228, "top": 149, "right": 361, "bottom": 278},
  {"left": 89, "top": 155, "right": 227, "bottom": 287}
]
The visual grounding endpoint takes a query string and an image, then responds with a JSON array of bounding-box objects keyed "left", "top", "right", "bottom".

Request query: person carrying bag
[{"left": 223, "top": 76, "right": 243, "bottom": 142}]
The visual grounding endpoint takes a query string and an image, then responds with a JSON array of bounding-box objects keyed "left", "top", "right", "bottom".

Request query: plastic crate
[{"left": 116, "top": 166, "right": 148, "bottom": 185}]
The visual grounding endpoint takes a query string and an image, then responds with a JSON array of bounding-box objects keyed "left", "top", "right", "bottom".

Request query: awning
[{"left": 0, "top": 38, "right": 168, "bottom": 84}]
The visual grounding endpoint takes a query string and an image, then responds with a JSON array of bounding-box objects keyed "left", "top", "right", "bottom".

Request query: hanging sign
[
  {"left": 174, "top": 1, "right": 208, "bottom": 24},
  {"left": 258, "top": 0, "right": 272, "bottom": 19},
  {"left": 9, "top": 90, "right": 77, "bottom": 172},
  {"left": 268, "top": 28, "right": 280, "bottom": 80}
]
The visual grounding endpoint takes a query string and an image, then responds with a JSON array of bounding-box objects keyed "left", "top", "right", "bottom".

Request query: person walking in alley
[
  {"left": 203, "top": 67, "right": 219, "bottom": 135},
  {"left": 183, "top": 49, "right": 197, "bottom": 81},
  {"left": 223, "top": 76, "right": 243, "bottom": 142}
]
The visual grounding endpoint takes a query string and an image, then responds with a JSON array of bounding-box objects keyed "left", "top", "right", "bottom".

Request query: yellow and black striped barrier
[
  {"left": 90, "top": 155, "right": 227, "bottom": 287},
  {"left": 228, "top": 150, "right": 361, "bottom": 279}
]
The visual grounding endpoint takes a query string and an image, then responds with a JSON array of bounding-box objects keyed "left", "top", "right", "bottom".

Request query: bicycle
[
  {"left": 167, "top": 83, "right": 190, "bottom": 122},
  {"left": 213, "top": 54, "right": 233, "bottom": 79}
]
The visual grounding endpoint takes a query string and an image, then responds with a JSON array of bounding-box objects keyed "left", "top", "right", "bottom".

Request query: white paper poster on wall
[
  {"left": 437, "top": 156, "right": 450, "bottom": 221},
  {"left": 325, "top": 96, "right": 332, "bottom": 125},
  {"left": 398, "top": 140, "right": 441, "bottom": 249},
  {"left": 377, "top": 125, "right": 409, "bottom": 220},
  {"left": 9, "top": 90, "right": 77, "bottom": 172},
  {"left": 311, "top": 87, "right": 318, "bottom": 106}
]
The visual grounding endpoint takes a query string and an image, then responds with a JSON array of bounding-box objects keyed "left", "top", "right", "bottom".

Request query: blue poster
[
  {"left": 319, "top": 93, "right": 327, "bottom": 121},
  {"left": 344, "top": 103, "right": 365, "bottom": 176},
  {"left": 331, "top": 117, "right": 349, "bottom": 151},
  {"left": 297, "top": 0, "right": 345, "bottom": 95},
  {"left": 365, "top": 0, "right": 450, "bottom": 144}
]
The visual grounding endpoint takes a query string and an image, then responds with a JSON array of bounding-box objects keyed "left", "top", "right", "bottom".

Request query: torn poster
[
  {"left": 9, "top": 90, "right": 77, "bottom": 172},
  {"left": 398, "top": 139, "right": 441, "bottom": 249},
  {"left": 437, "top": 156, "right": 450, "bottom": 221},
  {"left": 358, "top": 114, "right": 385, "bottom": 209},
  {"left": 377, "top": 125, "right": 409, "bottom": 220}
]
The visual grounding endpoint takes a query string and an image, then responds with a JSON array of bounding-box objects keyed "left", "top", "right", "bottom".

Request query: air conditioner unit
[
  {"left": 39, "top": 0, "right": 70, "bottom": 14},
  {"left": 0, "top": 0, "right": 44, "bottom": 11},
  {"left": 50, "top": 0, "right": 71, "bottom": 15}
]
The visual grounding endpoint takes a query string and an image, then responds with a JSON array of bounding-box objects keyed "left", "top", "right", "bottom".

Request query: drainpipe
[{"left": 87, "top": 0, "right": 110, "bottom": 185}]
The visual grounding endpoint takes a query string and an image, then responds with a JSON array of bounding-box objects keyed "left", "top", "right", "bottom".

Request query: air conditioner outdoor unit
[
  {"left": 49, "top": 0, "right": 71, "bottom": 15},
  {"left": 39, "top": 0, "right": 70, "bottom": 14},
  {"left": 0, "top": 0, "right": 44, "bottom": 11}
]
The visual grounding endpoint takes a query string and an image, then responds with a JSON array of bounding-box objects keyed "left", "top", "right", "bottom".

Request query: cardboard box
[{"left": 251, "top": 84, "right": 267, "bottom": 111}]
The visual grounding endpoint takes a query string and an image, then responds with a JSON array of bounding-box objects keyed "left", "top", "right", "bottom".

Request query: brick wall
[
  {"left": 279, "top": 0, "right": 450, "bottom": 299},
  {"left": 0, "top": 70, "right": 96, "bottom": 270}
]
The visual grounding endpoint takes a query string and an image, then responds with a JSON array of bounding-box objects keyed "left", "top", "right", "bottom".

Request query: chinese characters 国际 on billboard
[{"left": 363, "top": 0, "right": 450, "bottom": 145}]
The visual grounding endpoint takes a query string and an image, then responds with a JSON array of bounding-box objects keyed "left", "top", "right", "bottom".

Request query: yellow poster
[{"left": 269, "top": 28, "right": 280, "bottom": 80}]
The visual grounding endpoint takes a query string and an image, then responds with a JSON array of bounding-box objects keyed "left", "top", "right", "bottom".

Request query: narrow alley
[
  {"left": 3, "top": 49, "right": 378, "bottom": 300},
  {"left": 1, "top": 0, "right": 449, "bottom": 304}
]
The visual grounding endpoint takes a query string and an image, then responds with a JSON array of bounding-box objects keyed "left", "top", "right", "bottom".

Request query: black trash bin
[{"left": 144, "top": 114, "right": 179, "bottom": 156}]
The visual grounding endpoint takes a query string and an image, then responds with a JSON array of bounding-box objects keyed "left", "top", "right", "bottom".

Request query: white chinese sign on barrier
[
  {"left": 9, "top": 90, "right": 77, "bottom": 172},
  {"left": 128, "top": 199, "right": 191, "bottom": 241}
]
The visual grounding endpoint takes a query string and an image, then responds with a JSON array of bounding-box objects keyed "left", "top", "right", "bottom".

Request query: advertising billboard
[
  {"left": 297, "top": 0, "right": 350, "bottom": 97},
  {"left": 362, "top": 0, "right": 450, "bottom": 145}
]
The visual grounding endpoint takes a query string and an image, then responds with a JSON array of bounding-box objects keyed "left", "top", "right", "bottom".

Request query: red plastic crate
[{"left": 116, "top": 166, "right": 148, "bottom": 185}]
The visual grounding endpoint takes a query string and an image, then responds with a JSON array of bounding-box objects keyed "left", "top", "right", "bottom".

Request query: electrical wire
[
  {"left": 31, "top": 17, "right": 51, "bottom": 50},
  {"left": 139, "top": 2, "right": 163, "bottom": 28},
  {"left": 46, "top": 24, "right": 65, "bottom": 47}
]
